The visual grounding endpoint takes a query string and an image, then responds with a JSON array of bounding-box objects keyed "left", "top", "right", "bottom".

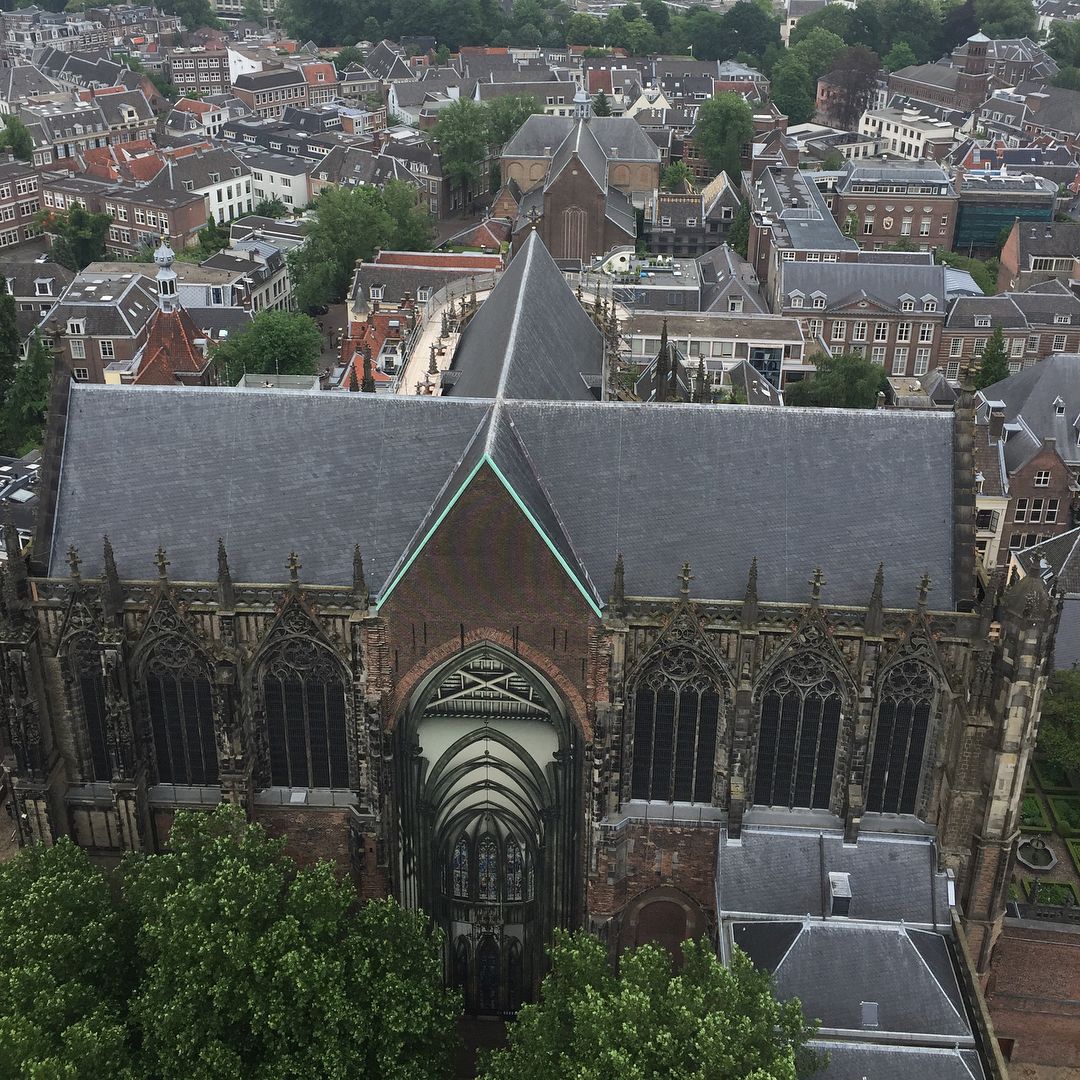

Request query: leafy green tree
[
  {"left": 771, "top": 54, "right": 816, "bottom": 124},
  {"left": 1053, "top": 66, "right": 1080, "bottom": 90},
  {"left": 485, "top": 94, "right": 542, "bottom": 150},
  {"left": 728, "top": 199, "right": 750, "bottom": 258},
  {"left": 662, "top": 160, "right": 692, "bottom": 191},
  {"left": 253, "top": 196, "right": 289, "bottom": 219},
  {"left": 719, "top": 0, "right": 782, "bottom": 64},
  {"left": 642, "top": 0, "right": 670, "bottom": 34},
  {"left": 382, "top": 177, "right": 435, "bottom": 250},
  {"left": 941, "top": 0, "right": 979, "bottom": 49},
  {"left": 2, "top": 332, "right": 52, "bottom": 453},
  {"left": 433, "top": 98, "right": 489, "bottom": 210},
  {"left": 825, "top": 45, "right": 882, "bottom": 129},
  {"left": 883, "top": 40, "right": 918, "bottom": 70},
  {"left": 974, "top": 0, "right": 1036, "bottom": 37},
  {"left": 1038, "top": 670, "right": 1080, "bottom": 774},
  {"left": 592, "top": 89, "right": 612, "bottom": 116},
  {"left": 675, "top": 10, "right": 727, "bottom": 59},
  {"left": 213, "top": 309, "right": 323, "bottom": 382},
  {"left": 935, "top": 247, "right": 998, "bottom": 295},
  {"left": 0, "top": 276, "right": 19, "bottom": 410},
  {"left": 481, "top": 930, "right": 821, "bottom": 1080},
  {"left": 198, "top": 212, "right": 229, "bottom": 254},
  {"left": 693, "top": 92, "right": 754, "bottom": 182},
  {"left": 241, "top": 0, "right": 264, "bottom": 21},
  {"left": 785, "top": 351, "right": 890, "bottom": 409},
  {"left": 565, "top": 12, "right": 605, "bottom": 45},
  {"left": 333, "top": 45, "right": 367, "bottom": 69},
  {"left": 0, "top": 839, "right": 135, "bottom": 1080},
  {"left": 973, "top": 326, "right": 1009, "bottom": 390},
  {"left": 1047, "top": 20, "right": 1080, "bottom": 67},
  {"left": 37, "top": 203, "right": 111, "bottom": 271},
  {"left": 0, "top": 115, "right": 34, "bottom": 161},
  {"left": 790, "top": 3, "right": 871, "bottom": 48},
  {"left": 288, "top": 185, "right": 394, "bottom": 309},
  {"left": 125, "top": 806, "right": 459, "bottom": 1079},
  {"left": 158, "top": 0, "right": 220, "bottom": 29},
  {"left": 789, "top": 26, "right": 846, "bottom": 81}
]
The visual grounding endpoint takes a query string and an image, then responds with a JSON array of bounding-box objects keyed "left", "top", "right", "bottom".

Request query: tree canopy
[
  {"left": 0, "top": 115, "right": 34, "bottom": 161},
  {"left": 784, "top": 351, "right": 890, "bottom": 409},
  {"left": 0, "top": 807, "right": 461, "bottom": 1079},
  {"left": 0, "top": 276, "right": 20, "bottom": 412},
  {"left": 432, "top": 98, "right": 490, "bottom": 202},
  {"left": 973, "top": 326, "right": 1009, "bottom": 390},
  {"left": 1039, "top": 670, "right": 1080, "bottom": 774},
  {"left": 213, "top": 309, "right": 323, "bottom": 383},
  {"left": 693, "top": 93, "right": 755, "bottom": 182},
  {"left": 37, "top": 204, "right": 112, "bottom": 271},
  {"left": 770, "top": 53, "right": 816, "bottom": 124},
  {"left": 481, "top": 930, "right": 821, "bottom": 1080},
  {"left": 287, "top": 180, "right": 433, "bottom": 310},
  {"left": 2, "top": 332, "right": 52, "bottom": 454}
]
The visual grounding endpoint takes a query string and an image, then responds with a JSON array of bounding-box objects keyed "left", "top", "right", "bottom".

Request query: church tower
[{"left": 154, "top": 236, "right": 178, "bottom": 313}]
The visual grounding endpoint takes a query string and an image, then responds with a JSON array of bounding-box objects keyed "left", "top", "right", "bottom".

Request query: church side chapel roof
[{"left": 44, "top": 233, "right": 955, "bottom": 612}]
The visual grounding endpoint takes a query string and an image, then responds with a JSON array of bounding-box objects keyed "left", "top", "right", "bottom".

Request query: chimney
[
  {"left": 828, "top": 871, "right": 852, "bottom": 916},
  {"left": 987, "top": 401, "right": 1006, "bottom": 442}
]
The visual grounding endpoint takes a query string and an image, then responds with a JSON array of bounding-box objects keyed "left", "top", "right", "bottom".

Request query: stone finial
[
  {"left": 154, "top": 546, "right": 170, "bottom": 582},
  {"left": 741, "top": 557, "right": 758, "bottom": 629},
  {"left": 348, "top": 363, "right": 359, "bottom": 392},
  {"left": 353, "top": 543, "right": 367, "bottom": 602},
  {"left": 217, "top": 537, "right": 235, "bottom": 609},
  {"left": 428, "top": 343, "right": 438, "bottom": 376},
  {"left": 866, "top": 562, "right": 884, "bottom": 637},
  {"left": 917, "top": 572, "right": 932, "bottom": 612},
  {"left": 809, "top": 567, "right": 825, "bottom": 607},
  {"left": 102, "top": 535, "right": 123, "bottom": 621},
  {"left": 679, "top": 560, "right": 693, "bottom": 597},
  {"left": 287, "top": 551, "right": 301, "bottom": 587},
  {"left": 610, "top": 552, "right": 625, "bottom": 613},
  {"left": 67, "top": 545, "right": 82, "bottom": 582}
]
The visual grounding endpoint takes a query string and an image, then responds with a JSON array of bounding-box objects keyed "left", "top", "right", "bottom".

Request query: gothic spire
[
  {"left": 695, "top": 356, "right": 708, "bottom": 403},
  {"left": 348, "top": 363, "right": 359, "bottom": 392},
  {"left": 741, "top": 557, "right": 758, "bottom": 629},
  {"left": 3, "top": 514, "right": 27, "bottom": 613},
  {"left": 610, "top": 552, "right": 625, "bottom": 614},
  {"left": 353, "top": 543, "right": 367, "bottom": 603},
  {"left": 865, "top": 562, "right": 884, "bottom": 637},
  {"left": 102, "top": 535, "right": 123, "bottom": 621},
  {"left": 361, "top": 346, "right": 375, "bottom": 393},
  {"left": 217, "top": 537, "right": 235, "bottom": 609}
]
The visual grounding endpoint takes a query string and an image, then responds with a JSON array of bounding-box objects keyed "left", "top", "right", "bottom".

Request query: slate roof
[
  {"left": 546, "top": 119, "right": 608, "bottom": 191},
  {"left": 805, "top": 1042, "right": 985, "bottom": 1080},
  {"left": 735, "top": 921, "right": 972, "bottom": 1038},
  {"left": 503, "top": 114, "right": 658, "bottom": 163},
  {"left": 0, "top": 62, "right": 61, "bottom": 102},
  {"left": 447, "top": 232, "right": 602, "bottom": 402},
  {"left": 978, "top": 353, "right": 1080, "bottom": 468},
  {"left": 1015, "top": 526, "right": 1080, "bottom": 594},
  {"left": 892, "top": 63, "right": 961, "bottom": 91},
  {"left": 718, "top": 824, "right": 951, "bottom": 924},
  {"left": 780, "top": 262, "right": 947, "bottom": 309}
]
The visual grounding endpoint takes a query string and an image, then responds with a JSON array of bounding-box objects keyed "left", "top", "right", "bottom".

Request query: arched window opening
[
  {"left": 453, "top": 836, "right": 470, "bottom": 899},
  {"left": 478, "top": 834, "right": 498, "bottom": 901},
  {"left": 867, "top": 660, "right": 936, "bottom": 815},
  {"left": 754, "top": 654, "right": 842, "bottom": 810},
  {"left": 70, "top": 636, "right": 109, "bottom": 782},
  {"left": 262, "top": 640, "right": 348, "bottom": 789},
  {"left": 631, "top": 648, "right": 721, "bottom": 803},
  {"left": 144, "top": 640, "right": 217, "bottom": 786},
  {"left": 477, "top": 936, "right": 500, "bottom": 1013},
  {"left": 453, "top": 936, "right": 470, "bottom": 996},
  {"left": 505, "top": 840, "right": 524, "bottom": 902}
]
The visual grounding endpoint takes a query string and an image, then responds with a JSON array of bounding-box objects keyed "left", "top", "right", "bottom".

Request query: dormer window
[
  {"left": 900, "top": 299, "right": 914, "bottom": 311},
  {"left": 974, "top": 316, "right": 990, "bottom": 327},
  {"left": 34, "top": 279, "right": 52, "bottom": 296},
  {"left": 369, "top": 286, "right": 384, "bottom": 300},
  {"left": 812, "top": 296, "right": 826, "bottom": 309},
  {"left": 67, "top": 319, "right": 84, "bottom": 335},
  {"left": 1055, "top": 314, "right": 1070, "bottom": 325},
  {"left": 923, "top": 299, "right": 936, "bottom": 312},
  {"left": 209, "top": 171, "right": 220, "bottom": 183},
  {"left": 1055, "top": 397, "right": 1066, "bottom": 416},
  {"left": 183, "top": 179, "right": 194, "bottom": 191},
  {"left": 790, "top": 295, "right": 803, "bottom": 308}
]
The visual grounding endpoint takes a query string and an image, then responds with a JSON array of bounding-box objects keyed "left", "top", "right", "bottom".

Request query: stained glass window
[
  {"left": 754, "top": 654, "right": 841, "bottom": 810},
  {"left": 867, "top": 661, "right": 936, "bottom": 815},
  {"left": 453, "top": 836, "right": 470, "bottom": 898},
  {"left": 478, "top": 835, "right": 498, "bottom": 901},
  {"left": 70, "top": 635, "right": 110, "bottom": 782},
  {"left": 505, "top": 840, "right": 524, "bottom": 901},
  {"left": 147, "top": 672, "right": 218, "bottom": 785}
]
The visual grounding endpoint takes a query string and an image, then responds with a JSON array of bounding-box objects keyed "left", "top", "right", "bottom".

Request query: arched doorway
[{"left": 396, "top": 645, "right": 580, "bottom": 1014}]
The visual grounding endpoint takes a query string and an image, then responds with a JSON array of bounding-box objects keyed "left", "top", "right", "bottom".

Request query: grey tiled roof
[
  {"left": 503, "top": 115, "right": 658, "bottom": 163},
  {"left": 807, "top": 1043, "right": 985, "bottom": 1080},
  {"left": 718, "top": 824, "right": 951, "bottom": 924},
  {"left": 735, "top": 921, "right": 971, "bottom": 1037},
  {"left": 1015, "top": 526, "right": 1080, "bottom": 594},
  {"left": 780, "top": 262, "right": 946, "bottom": 309},
  {"left": 447, "top": 232, "right": 602, "bottom": 402}
]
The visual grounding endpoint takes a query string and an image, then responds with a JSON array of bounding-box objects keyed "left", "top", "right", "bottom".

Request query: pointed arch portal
[{"left": 396, "top": 645, "right": 580, "bottom": 1014}]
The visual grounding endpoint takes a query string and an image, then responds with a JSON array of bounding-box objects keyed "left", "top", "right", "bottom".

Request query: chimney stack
[{"left": 828, "top": 871, "right": 852, "bottom": 916}]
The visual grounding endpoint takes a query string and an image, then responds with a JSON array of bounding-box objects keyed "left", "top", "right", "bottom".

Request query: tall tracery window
[
  {"left": 452, "top": 836, "right": 470, "bottom": 898},
  {"left": 866, "top": 660, "right": 936, "bottom": 815},
  {"left": 505, "top": 840, "right": 524, "bottom": 901},
  {"left": 631, "top": 648, "right": 721, "bottom": 803},
  {"left": 144, "top": 637, "right": 218, "bottom": 786},
  {"left": 754, "top": 654, "right": 842, "bottom": 810},
  {"left": 262, "top": 639, "right": 348, "bottom": 789},
  {"left": 69, "top": 635, "right": 110, "bottom": 782},
  {"left": 478, "top": 835, "right": 498, "bottom": 901}
]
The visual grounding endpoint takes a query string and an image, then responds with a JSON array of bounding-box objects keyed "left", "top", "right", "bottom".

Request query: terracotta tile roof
[{"left": 133, "top": 307, "right": 211, "bottom": 386}]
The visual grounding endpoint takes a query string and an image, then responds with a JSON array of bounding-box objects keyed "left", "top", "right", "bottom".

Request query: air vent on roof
[
  {"left": 828, "top": 871, "right": 851, "bottom": 916},
  {"left": 860, "top": 1001, "right": 879, "bottom": 1029}
]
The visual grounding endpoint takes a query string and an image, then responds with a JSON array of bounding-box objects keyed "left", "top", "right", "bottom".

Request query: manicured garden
[{"left": 1016, "top": 754, "right": 1080, "bottom": 905}]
